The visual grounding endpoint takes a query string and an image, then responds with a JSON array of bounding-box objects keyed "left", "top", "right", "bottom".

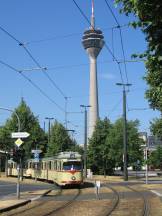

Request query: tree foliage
[
  {"left": 88, "top": 117, "right": 144, "bottom": 175},
  {"left": 0, "top": 99, "right": 47, "bottom": 159},
  {"left": 88, "top": 118, "right": 113, "bottom": 175},
  {"left": 46, "top": 121, "right": 80, "bottom": 156},
  {"left": 150, "top": 118, "right": 162, "bottom": 140},
  {"left": 115, "top": 0, "right": 162, "bottom": 111},
  {"left": 149, "top": 146, "right": 162, "bottom": 170}
]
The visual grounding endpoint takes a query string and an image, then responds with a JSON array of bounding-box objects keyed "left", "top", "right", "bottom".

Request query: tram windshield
[{"left": 63, "top": 161, "right": 82, "bottom": 171}]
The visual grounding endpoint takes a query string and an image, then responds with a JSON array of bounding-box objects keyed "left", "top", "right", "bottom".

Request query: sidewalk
[{"left": 0, "top": 176, "right": 53, "bottom": 213}]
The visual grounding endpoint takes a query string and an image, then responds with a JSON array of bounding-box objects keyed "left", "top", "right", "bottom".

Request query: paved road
[{"left": 0, "top": 180, "right": 55, "bottom": 198}]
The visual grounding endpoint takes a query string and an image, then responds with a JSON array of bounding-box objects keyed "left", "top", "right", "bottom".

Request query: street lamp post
[
  {"left": 116, "top": 83, "right": 132, "bottom": 181},
  {"left": 80, "top": 105, "right": 91, "bottom": 179},
  {"left": 45, "top": 117, "right": 54, "bottom": 145},
  {"left": 0, "top": 107, "right": 21, "bottom": 132}
]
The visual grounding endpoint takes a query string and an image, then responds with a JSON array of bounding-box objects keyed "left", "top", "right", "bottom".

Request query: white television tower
[{"left": 82, "top": 0, "right": 104, "bottom": 138}]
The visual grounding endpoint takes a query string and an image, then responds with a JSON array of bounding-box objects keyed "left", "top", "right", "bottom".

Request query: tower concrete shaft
[
  {"left": 82, "top": 0, "right": 104, "bottom": 138},
  {"left": 89, "top": 55, "right": 99, "bottom": 138}
]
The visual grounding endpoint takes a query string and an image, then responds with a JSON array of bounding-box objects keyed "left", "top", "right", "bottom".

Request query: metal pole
[
  {"left": 116, "top": 83, "right": 131, "bottom": 181},
  {"left": 0, "top": 107, "right": 21, "bottom": 132},
  {"left": 123, "top": 88, "right": 128, "bottom": 181},
  {"left": 48, "top": 119, "right": 50, "bottom": 144},
  {"left": 45, "top": 117, "right": 54, "bottom": 145},
  {"left": 17, "top": 150, "right": 20, "bottom": 199},
  {"left": 43, "top": 121, "right": 45, "bottom": 132},
  {"left": 84, "top": 107, "right": 88, "bottom": 179},
  {"left": 65, "top": 97, "right": 68, "bottom": 129},
  {"left": 80, "top": 105, "right": 90, "bottom": 179},
  {"left": 145, "top": 147, "right": 148, "bottom": 184}
]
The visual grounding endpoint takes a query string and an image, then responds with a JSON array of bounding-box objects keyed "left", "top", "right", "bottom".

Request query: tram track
[
  {"left": 43, "top": 187, "right": 81, "bottom": 216},
  {"left": 4, "top": 187, "right": 81, "bottom": 216},
  {"left": 5, "top": 186, "right": 62, "bottom": 216},
  {"left": 126, "top": 185, "right": 150, "bottom": 216},
  {"left": 104, "top": 185, "right": 120, "bottom": 216},
  {"left": 103, "top": 184, "right": 150, "bottom": 216},
  {"left": 2, "top": 183, "right": 151, "bottom": 216}
]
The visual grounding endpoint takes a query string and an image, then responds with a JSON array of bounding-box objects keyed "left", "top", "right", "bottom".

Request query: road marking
[
  {"left": 151, "top": 190, "right": 162, "bottom": 197},
  {"left": 0, "top": 184, "right": 16, "bottom": 187}
]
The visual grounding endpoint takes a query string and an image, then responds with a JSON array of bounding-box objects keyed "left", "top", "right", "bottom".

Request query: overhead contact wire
[
  {"left": 0, "top": 25, "right": 67, "bottom": 99},
  {"left": 72, "top": 0, "right": 124, "bottom": 84},
  {"left": 104, "top": 0, "right": 129, "bottom": 85},
  {"left": 0, "top": 60, "right": 65, "bottom": 112}
]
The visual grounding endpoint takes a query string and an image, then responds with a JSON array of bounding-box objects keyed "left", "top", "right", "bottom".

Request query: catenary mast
[{"left": 82, "top": 0, "right": 104, "bottom": 138}]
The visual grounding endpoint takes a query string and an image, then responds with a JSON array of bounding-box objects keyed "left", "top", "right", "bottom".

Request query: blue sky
[{"left": 0, "top": 0, "right": 160, "bottom": 144}]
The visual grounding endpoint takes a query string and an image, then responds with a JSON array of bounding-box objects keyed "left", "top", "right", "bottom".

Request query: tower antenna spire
[{"left": 91, "top": 0, "right": 95, "bottom": 29}]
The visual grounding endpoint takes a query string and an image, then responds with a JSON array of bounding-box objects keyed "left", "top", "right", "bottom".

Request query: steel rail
[
  {"left": 7, "top": 186, "right": 62, "bottom": 216},
  {"left": 126, "top": 185, "right": 150, "bottom": 216},
  {"left": 44, "top": 188, "right": 81, "bottom": 216},
  {"left": 104, "top": 185, "right": 120, "bottom": 216}
]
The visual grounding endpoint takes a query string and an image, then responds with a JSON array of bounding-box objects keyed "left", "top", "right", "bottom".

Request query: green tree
[
  {"left": 87, "top": 118, "right": 113, "bottom": 175},
  {"left": 127, "top": 120, "right": 144, "bottom": 168},
  {"left": 0, "top": 99, "right": 47, "bottom": 159},
  {"left": 149, "top": 146, "right": 162, "bottom": 170},
  {"left": 105, "top": 118, "right": 124, "bottom": 169},
  {"left": 105, "top": 118, "right": 143, "bottom": 171},
  {"left": 115, "top": 0, "right": 162, "bottom": 112},
  {"left": 0, "top": 126, "right": 13, "bottom": 152},
  {"left": 150, "top": 118, "right": 162, "bottom": 141},
  {"left": 46, "top": 121, "right": 77, "bottom": 156},
  {"left": 88, "top": 117, "right": 143, "bottom": 175}
]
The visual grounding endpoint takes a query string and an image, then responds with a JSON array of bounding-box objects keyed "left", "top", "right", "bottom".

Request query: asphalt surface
[{"left": 0, "top": 180, "right": 56, "bottom": 198}]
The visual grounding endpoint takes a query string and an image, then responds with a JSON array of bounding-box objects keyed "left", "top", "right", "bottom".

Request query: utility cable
[
  {"left": 45, "top": 58, "right": 145, "bottom": 71},
  {"left": 72, "top": 0, "right": 91, "bottom": 27},
  {"left": 104, "top": 43, "right": 124, "bottom": 83},
  {"left": 104, "top": 0, "right": 129, "bottom": 85},
  {"left": 107, "top": 98, "right": 122, "bottom": 117},
  {"left": 0, "top": 25, "right": 67, "bottom": 99},
  {"left": 128, "top": 108, "right": 151, "bottom": 111},
  {"left": 0, "top": 59, "right": 65, "bottom": 112},
  {"left": 72, "top": 0, "right": 124, "bottom": 84},
  {"left": 21, "top": 44, "right": 67, "bottom": 99},
  {"left": 25, "top": 25, "right": 128, "bottom": 45}
]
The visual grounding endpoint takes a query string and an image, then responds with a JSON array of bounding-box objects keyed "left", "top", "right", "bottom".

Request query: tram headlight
[{"left": 71, "top": 176, "right": 76, "bottom": 180}]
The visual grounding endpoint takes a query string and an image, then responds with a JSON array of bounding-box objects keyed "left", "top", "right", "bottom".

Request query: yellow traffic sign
[{"left": 15, "top": 138, "right": 23, "bottom": 147}]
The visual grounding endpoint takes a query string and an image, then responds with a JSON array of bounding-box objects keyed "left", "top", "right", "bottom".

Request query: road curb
[{"left": 0, "top": 189, "right": 52, "bottom": 213}]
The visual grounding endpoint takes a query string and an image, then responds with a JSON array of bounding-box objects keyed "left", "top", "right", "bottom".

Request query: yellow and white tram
[{"left": 8, "top": 152, "right": 83, "bottom": 186}]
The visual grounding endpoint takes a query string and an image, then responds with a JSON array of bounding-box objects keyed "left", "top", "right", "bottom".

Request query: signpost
[
  {"left": 32, "top": 149, "right": 42, "bottom": 154},
  {"left": 31, "top": 149, "right": 42, "bottom": 181},
  {"left": 11, "top": 132, "right": 30, "bottom": 138},
  {"left": 15, "top": 138, "right": 23, "bottom": 147},
  {"left": 11, "top": 131, "right": 30, "bottom": 199}
]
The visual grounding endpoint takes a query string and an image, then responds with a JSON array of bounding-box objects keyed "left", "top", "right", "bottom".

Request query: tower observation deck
[{"left": 82, "top": 0, "right": 104, "bottom": 138}]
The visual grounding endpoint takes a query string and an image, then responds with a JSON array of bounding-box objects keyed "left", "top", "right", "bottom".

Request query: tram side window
[
  {"left": 54, "top": 161, "right": 57, "bottom": 170},
  {"left": 48, "top": 161, "right": 52, "bottom": 170},
  {"left": 28, "top": 162, "right": 32, "bottom": 169},
  {"left": 57, "top": 161, "right": 61, "bottom": 171},
  {"left": 44, "top": 162, "right": 46, "bottom": 170},
  {"left": 51, "top": 161, "right": 54, "bottom": 170}
]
